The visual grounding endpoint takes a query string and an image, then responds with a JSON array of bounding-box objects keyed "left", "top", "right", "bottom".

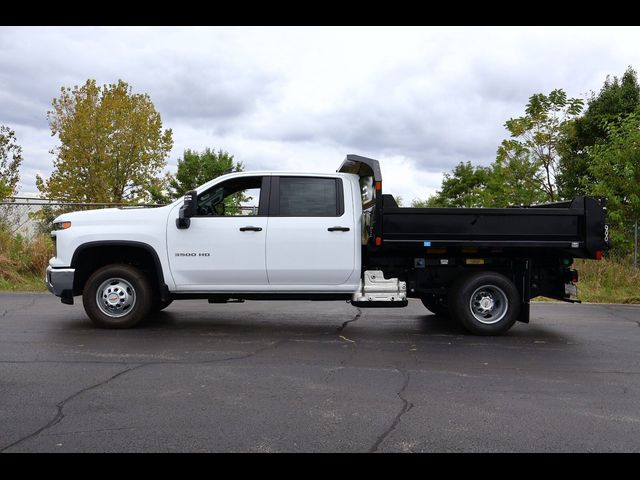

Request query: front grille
[{"left": 51, "top": 234, "right": 57, "bottom": 258}]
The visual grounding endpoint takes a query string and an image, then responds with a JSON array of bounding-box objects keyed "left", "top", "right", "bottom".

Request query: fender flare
[{"left": 71, "top": 240, "right": 168, "bottom": 299}]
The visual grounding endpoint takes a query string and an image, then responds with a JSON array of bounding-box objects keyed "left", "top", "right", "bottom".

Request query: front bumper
[{"left": 45, "top": 266, "right": 75, "bottom": 297}]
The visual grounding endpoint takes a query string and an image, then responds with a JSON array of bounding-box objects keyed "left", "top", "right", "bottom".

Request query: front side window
[
  {"left": 197, "top": 176, "right": 263, "bottom": 216},
  {"left": 278, "top": 177, "right": 341, "bottom": 217}
]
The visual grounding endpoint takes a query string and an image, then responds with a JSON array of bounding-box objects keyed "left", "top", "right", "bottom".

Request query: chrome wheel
[
  {"left": 96, "top": 277, "right": 136, "bottom": 318},
  {"left": 469, "top": 285, "right": 508, "bottom": 325}
]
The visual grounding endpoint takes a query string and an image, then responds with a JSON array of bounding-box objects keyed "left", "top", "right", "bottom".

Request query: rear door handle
[
  {"left": 239, "top": 226, "right": 263, "bottom": 232},
  {"left": 327, "top": 226, "right": 350, "bottom": 232}
]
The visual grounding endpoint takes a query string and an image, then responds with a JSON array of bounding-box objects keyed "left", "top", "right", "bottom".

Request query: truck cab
[{"left": 166, "top": 171, "right": 362, "bottom": 292}]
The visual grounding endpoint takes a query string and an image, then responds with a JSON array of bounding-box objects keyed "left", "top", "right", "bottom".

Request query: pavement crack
[
  {"left": 0, "top": 364, "right": 145, "bottom": 452},
  {"left": 211, "top": 339, "right": 286, "bottom": 363},
  {"left": 369, "top": 369, "right": 413, "bottom": 453},
  {"left": 337, "top": 308, "right": 361, "bottom": 333},
  {"left": 323, "top": 338, "right": 359, "bottom": 384},
  {"left": 0, "top": 340, "right": 285, "bottom": 369}
]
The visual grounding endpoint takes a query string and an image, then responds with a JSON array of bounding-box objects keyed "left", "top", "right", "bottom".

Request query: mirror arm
[{"left": 176, "top": 189, "right": 198, "bottom": 229}]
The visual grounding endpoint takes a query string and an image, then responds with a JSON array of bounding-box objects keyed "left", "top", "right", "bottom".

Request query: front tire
[
  {"left": 83, "top": 264, "right": 153, "bottom": 329},
  {"left": 448, "top": 271, "right": 520, "bottom": 336}
]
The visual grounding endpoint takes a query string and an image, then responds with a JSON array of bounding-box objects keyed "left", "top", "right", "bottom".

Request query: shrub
[
  {"left": 574, "top": 255, "right": 640, "bottom": 304},
  {"left": 0, "top": 222, "right": 53, "bottom": 290}
]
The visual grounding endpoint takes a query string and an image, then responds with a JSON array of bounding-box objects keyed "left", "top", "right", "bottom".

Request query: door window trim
[{"left": 193, "top": 175, "right": 271, "bottom": 218}]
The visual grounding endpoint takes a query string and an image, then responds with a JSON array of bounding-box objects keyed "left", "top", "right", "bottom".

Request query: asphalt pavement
[{"left": 0, "top": 292, "right": 639, "bottom": 452}]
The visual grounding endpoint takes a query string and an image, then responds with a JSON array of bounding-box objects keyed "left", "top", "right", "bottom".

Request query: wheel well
[{"left": 72, "top": 243, "right": 164, "bottom": 296}]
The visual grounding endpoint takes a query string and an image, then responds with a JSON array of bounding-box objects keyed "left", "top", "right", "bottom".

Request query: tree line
[
  {"left": 412, "top": 67, "right": 640, "bottom": 254},
  {"left": 1, "top": 71, "right": 639, "bottom": 253}
]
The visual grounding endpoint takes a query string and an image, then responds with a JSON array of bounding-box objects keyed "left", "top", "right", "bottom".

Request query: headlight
[{"left": 53, "top": 221, "right": 72, "bottom": 230}]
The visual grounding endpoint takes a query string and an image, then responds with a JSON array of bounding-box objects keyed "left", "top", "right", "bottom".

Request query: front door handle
[
  {"left": 327, "top": 226, "right": 350, "bottom": 232},
  {"left": 239, "top": 226, "right": 263, "bottom": 232}
]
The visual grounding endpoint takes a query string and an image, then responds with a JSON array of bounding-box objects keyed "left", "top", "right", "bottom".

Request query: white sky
[{"left": 1, "top": 26, "right": 639, "bottom": 203}]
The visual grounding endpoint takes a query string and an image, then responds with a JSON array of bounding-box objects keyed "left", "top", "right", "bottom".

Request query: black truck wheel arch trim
[{"left": 70, "top": 240, "right": 167, "bottom": 296}]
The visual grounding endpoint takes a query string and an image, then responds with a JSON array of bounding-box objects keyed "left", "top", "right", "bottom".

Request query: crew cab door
[
  {"left": 166, "top": 175, "right": 269, "bottom": 289},
  {"left": 266, "top": 176, "right": 356, "bottom": 285}
]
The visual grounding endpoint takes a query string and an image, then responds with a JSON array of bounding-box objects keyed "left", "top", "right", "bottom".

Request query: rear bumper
[{"left": 45, "top": 266, "right": 75, "bottom": 297}]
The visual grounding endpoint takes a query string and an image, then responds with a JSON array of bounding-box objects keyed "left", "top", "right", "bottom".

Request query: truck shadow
[
  {"left": 417, "top": 314, "right": 575, "bottom": 343},
  {"left": 132, "top": 310, "right": 573, "bottom": 344}
]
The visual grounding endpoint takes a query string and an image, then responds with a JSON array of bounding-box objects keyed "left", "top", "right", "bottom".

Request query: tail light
[
  {"left": 564, "top": 269, "right": 579, "bottom": 283},
  {"left": 595, "top": 250, "right": 603, "bottom": 260}
]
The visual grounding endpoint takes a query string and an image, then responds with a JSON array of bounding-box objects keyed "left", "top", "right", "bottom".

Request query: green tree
[
  {"left": 587, "top": 110, "right": 640, "bottom": 253},
  {"left": 500, "top": 89, "right": 583, "bottom": 202},
  {"left": 145, "top": 173, "right": 173, "bottom": 205},
  {"left": 417, "top": 161, "right": 492, "bottom": 208},
  {"left": 411, "top": 196, "right": 447, "bottom": 208},
  {"left": 410, "top": 198, "right": 430, "bottom": 208},
  {"left": 0, "top": 125, "right": 23, "bottom": 200},
  {"left": 488, "top": 140, "right": 549, "bottom": 207},
  {"left": 168, "top": 148, "right": 242, "bottom": 198},
  {"left": 36, "top": 79, "right": 173, "bottom": 203},
  {"left": 559, "top": 67, "right": 640, "bottom": 198}
]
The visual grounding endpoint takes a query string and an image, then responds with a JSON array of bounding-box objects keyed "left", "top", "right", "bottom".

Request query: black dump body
[
  {"left": 338, "top": 153, "right": 609, "bottom": 259},
  {"left": 339, "top": 154, "right": 610, "bottom": 312},
  {"left": 381, "top": 195, "right": 609, "bottom": 259}
]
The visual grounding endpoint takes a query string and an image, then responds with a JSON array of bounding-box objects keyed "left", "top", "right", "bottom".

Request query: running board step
[{"left": 351, "top": 270, "right": 407, "bottom": 307}]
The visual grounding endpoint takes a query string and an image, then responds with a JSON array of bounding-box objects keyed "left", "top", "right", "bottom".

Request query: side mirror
[{"left": 176, "top": 190, "right": 198, "bottom": 229}]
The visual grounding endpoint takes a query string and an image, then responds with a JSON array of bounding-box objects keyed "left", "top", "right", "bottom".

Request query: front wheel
[
  {"left": 448, "top": 271, "right": 520, "bottom": 336},
  {"left": 83, "top": 264, "right": 153, "bottom": 328}
]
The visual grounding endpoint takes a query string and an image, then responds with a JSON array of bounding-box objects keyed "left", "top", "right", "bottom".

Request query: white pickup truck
[{"left": 46, "top": 155, "right": 609, "bottom": 335}]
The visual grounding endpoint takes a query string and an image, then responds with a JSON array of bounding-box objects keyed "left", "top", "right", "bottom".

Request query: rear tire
[
  {"left": 83, "top": 264, "right": 153, "bottom": 329},
  {"left": 420, "top": 295, "right": 450, "bottom": 318},
  {"left": 448, "top": 271, "right": 520, "bottom": 336}
]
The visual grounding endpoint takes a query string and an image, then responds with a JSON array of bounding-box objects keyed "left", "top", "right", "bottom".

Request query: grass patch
[
  {"left": 536, "top": 257, "right": 640, "bottom": 303},
  {"left": 574, "top": 256, "right": 640, "bottom": 304},
  {"left": 0, "top": 223, "right": 52, "bottom": 292},
  {"left": 0, "top": 273, "right": 46, "bottom": 292}
]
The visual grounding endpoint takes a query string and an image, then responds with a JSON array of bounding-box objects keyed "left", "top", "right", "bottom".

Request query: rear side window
[{"left": 277, "top": 177, "right": 342, "bottom": 217}]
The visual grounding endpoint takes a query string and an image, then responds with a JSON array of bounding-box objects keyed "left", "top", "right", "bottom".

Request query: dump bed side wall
[{"left": 379, "top": 196, "right": 607, "bottom": 258}]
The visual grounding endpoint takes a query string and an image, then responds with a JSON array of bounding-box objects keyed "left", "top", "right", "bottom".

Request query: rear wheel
[
  {"left": 420, "top": 295, "right": 450, "bottom": 318},
  {"left": 83, "top": 264, "right": 152, "bottom": 329},
  {"left": 448, "top": 271, "right": 520, "bottom": 336}
]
